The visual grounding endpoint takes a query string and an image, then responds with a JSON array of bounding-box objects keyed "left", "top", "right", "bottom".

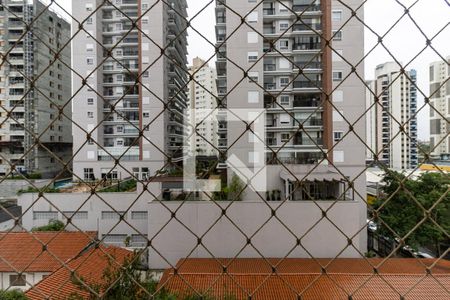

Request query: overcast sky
[{"left": 47, "top": 0, "right": 449, "bottom": 141}]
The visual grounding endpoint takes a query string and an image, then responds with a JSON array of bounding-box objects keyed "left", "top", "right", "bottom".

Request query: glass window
[{"left": 10, "top": 275, "right": 26, "bottom": 287}]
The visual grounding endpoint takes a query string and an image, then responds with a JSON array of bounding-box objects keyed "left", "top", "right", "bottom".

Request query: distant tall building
[
  {"left": 187, "top": 57, "right": 218, "bottom": 157},
  {"left": 429, "top": 57, "right": 450, "bottom": 160},
  {"left": 0, "top": 0, "right": 72, "bottom": 177},
  {"left": 366, "top": 62, "right": 418, "bottom": 170},
  {"left": 71, "top": 0, "right": 188, "bottom": 181}
]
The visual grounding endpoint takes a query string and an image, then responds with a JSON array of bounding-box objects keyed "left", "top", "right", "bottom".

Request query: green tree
[
  {"left": 32, "top": 219, "right": 65, "bottom": 232},
  {"left": 227, "top": 174, "right": 245, "bottom": 201},
  {"left": 0, "top": 290, "right": 28, "bottom": 300},
  {"left": 374, "top": 171, "right": 450, "bottom": 252}
]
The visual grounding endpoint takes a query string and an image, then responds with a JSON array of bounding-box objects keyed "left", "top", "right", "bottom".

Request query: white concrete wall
[
  {"left": 17, "top": 192, "right": 149, "bottom": 247},
  {"left": 148, "top": 201, "right": 367, "bottom": 269},
  {"left": 0, "top": 272, "right": 49, "bottom": 291}
]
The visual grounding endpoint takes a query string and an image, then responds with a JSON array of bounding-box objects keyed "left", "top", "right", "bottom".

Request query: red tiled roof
[
  {"left": 158, "top": 258, "right": 450, "bottom": 300},
  {"left": 26, "top": 246, "right": 132, "bottom": 300},
  {"left": 0, "top": 231, "right": 97, "bottom": 273}
]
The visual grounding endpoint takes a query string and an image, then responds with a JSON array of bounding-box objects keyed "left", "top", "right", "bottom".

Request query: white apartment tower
[
  {"left": 214, "top": 0, "right": 367, "bottom": 249},
  {"left": 71, "top": 0, "right": 188, "bottom": 181},
  {"left": 366, "top": 62, "right": 418, "bottom": 170},
  {"left": 187, "top": 57, "right": 218, "bottom": 157},
  {"left": 429, "top": 57, "right": 450, "bottom": 160},
  {"left": 0, "top": 0, "right": 72, "bottom": 177}
]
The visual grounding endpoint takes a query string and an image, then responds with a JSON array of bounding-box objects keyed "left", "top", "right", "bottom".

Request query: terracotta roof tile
[
  {"left": 0, "top": 232, "right": 97, "bottom": 273},
  {"left": 158, "top": 258, "right": 450, "bottom": 300},
  {"left": 26, "top": 246, "right": 132, "bottom": 300}
]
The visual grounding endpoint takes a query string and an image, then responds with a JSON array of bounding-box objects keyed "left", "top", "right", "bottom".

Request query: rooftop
[
  {"left": 0, "top": 231, "right": 96, "bottom": 273},
  {"left": 159, "top": 258, "right": 450, "bottom": 300},
  {"left": 26, "top": 245, "right": 132, "bottom": 300}
]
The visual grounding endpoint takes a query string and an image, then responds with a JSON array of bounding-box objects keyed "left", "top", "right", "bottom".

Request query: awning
[{"left": 280, "top": 170, "right": 344, "bottom": 182}]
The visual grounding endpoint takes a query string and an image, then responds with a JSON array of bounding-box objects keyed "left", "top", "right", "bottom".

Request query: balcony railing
[
  {"left": 293, "top": 43, "right": 321, "bottom": 50},
  {"left": 293, "top": 98, "right": 321, "bottom": 107},
  {"left": 293, "top": 5, "right": 321, "bottom": 12},
  {"left": 293, "top": 81, "right": 322, "bottom": 89},
  {"left": 293, "top": 61, "right": 322, "bottom": 69},
  {"left": 263, "top": 8, "right": 275, "bottom": 15},
  {"left": 264, "top": 64, "right": 276, "bottom": 71}
]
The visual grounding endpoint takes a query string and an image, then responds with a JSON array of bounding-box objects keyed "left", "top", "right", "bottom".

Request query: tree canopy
[{"left": 374, "top": 171, "right": 450, "bottom": 250}]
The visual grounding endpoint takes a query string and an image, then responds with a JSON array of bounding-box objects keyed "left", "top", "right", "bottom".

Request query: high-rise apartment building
[
  {"left": 71, "top": 0, "right": 188, "bottom": 181},
  {"left": 187, "top": 57, "right": 218, "bottom": 157},
  {"left": 215, "top": 0, "right": 366, "bottom": 203},
  {"left": 366, "top": 62, "right": 418, "bottom": 170},
  {"left": 148, "top": 0, "right": 368, "bottom": 269},
  {"left": 429, "top": 57, "right": 450, "bottom": 160},
  {"left": 0, "top": 0, "right": 71, "bottom": 177}
]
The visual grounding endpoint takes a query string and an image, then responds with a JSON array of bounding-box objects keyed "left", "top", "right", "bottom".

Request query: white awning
[{"left": 280, "top": 170, "right": 344, "bottom": 182}]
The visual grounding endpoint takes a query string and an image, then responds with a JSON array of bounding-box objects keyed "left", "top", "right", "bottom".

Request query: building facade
[
  {"left": 71, "top": 0, "right": 188, "bottom": 181},
  {"left": 366, "top": 62, "right": 418, "bottom": 170},
  {"left": 187, "top": 57, "right": 219, "bottom": 157},
  {"left": 429, "top": 57, "right": 450, "bottom": 160},
  {"left": 215, "top": 0, "right": 366, "bottom": 202},
  {"left": 147, "top": 0, "right": 368, "bottom": 269},
  {"left": 0, "top": 0, "right": 72, "bottom": 177}
]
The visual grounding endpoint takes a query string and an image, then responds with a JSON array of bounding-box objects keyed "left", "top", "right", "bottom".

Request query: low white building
[
  {"left": 148, "top": 200, "right": 367, "bottom": 269},
  {"left": 18, "top": 191, "right": 149, "bottom": 248}
]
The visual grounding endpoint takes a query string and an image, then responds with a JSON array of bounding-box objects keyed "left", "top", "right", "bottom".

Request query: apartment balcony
[
  {"left": 293, "top": 5, "right": 322, "bottom": 13},
  {"left": 266, "top": 151, "right": 324, "bottom": 165},
  {"left": 263, "top": 64, "right": 277, "bottom": 71},
  {"left": 293, "top": 81, "right": 322, "bottom": 90},
  {"left": 121, "top": 0, "right": 138, "bottom": 6},
  {"left": 293, "top": 43, "right": 321, "bottom": 52},
  {"left": 293, "top": 61, "right": 322, "bottom": 71},
  {"left": 263, "top": 8, "right": 276, "bottom": 16},
  {"left": 264, "top": 83, "right": 277, "bottom": 91},
  {"left": 98, "top": 147, "right": 140, "bottom": 161},
  {"left": 263, "top": 27, "right": 276, "bottom": 35},
  {"left": 8, "top": 21, "right": 24, "bottom": 28},
  {"left": 293, "top": 97, "right": 321, "bottom": 108},
  {"left": 292, "top": 23, "right": 322, "bottom": 33}
]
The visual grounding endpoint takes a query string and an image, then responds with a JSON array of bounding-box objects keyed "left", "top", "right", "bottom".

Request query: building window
[
  {"left": 10, "top": 275, "right": 26, "bottom": 287},
  {"left": 279, "top": 40, "right": 289, "bottom": 50},
  {"left": 333, "top": 30, "right": 342, "bottom": 41},
  {"left": 86, "top": 17, "right": 93, "bottom": 25},
  {"left": 87, "top": 98, "right": 94, "bottom": 105},
  {"left": 280, "top": 77, "right": 290, "bottom": 87},
  {"left": 131, "top": 234, "right": 147, "bottom": 247},
  {"left": 101, "top": 211, "right": 125, "bottom": 220},
  {"left": 279, "top": 22, "right": 289, "bottom": 31},
  {"left": 280, "top": 95, "right": 290, "bottom": 106},
  {"left": 87, "top": 58, "right": 94, "bottom": 65},
  {"left": 131, "top": 211, "right": 148, "bottom": 220},
  {"left": 248, "top": 51, "right": 258, "bottom": 62},
  {"left": 102, "top": 234, "right": 127, "bottom": 245},
  {"left": 281, "top": 133, "right": 290, "bottom": 142},
  {"left": 143, "top": 112, "right": 150, "bottom": 118},
  {"left": 332, "top": 71, "right": 343, "bottom": 81},
  {"left": 84, "top": 168, "right": 94, "bottom": 181},
  {"left": 248, "top": 71, "right": 259, "bottom": 83},
  {"left": 332, "top": 10, "right": 342, "bottom": 21},
  {"left": 33, "top": 211, "right": 58, "bottom": 220},
  {"left": 247, "top": 12, "right": 258, "bottom": 23},
  {"left": 334, "top": 131, "right": 344, "bottom": 142},
  {"left": 87, "top": 112, "right": 94, "bottom": 118},
  {"left": 63, "top": 211, "right": 88, "bottom": 220}
]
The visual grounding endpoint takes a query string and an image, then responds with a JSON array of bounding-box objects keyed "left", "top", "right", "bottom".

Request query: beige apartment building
[{"left": 71, "top": 0, "right": 188, "bottom": 181}]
